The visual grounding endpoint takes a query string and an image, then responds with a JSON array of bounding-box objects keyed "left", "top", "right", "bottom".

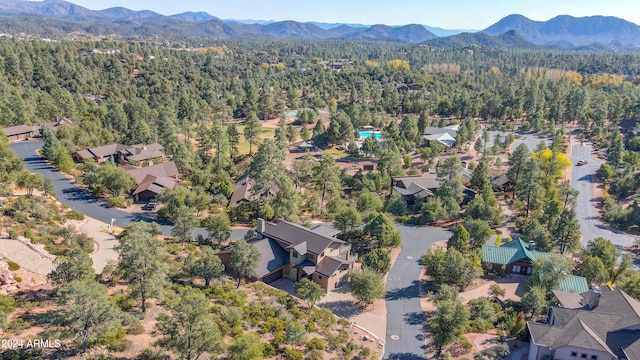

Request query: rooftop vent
[{"left": 588, "top": 286, "right": 602, "bottom": 309}]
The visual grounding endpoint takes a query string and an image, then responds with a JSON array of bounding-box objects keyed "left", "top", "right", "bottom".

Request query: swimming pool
[{"left": 358, "top": 131, "right": 382, "bottom": 140}]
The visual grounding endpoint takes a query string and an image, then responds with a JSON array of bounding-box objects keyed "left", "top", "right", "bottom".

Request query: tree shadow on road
[
  {"left": 404, "top": 311, "right": 425, "bottom": 326},
  {"left": 386, "top": 280, "right": 420, "bottom": 301}
]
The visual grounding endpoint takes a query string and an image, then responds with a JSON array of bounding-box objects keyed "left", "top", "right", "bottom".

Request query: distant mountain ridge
[
  {"left": 483, "top": 14, "right": 640, "bottom": 47},
  {"left": 0, "top": 0, "right": 638, "bottom": 49}
]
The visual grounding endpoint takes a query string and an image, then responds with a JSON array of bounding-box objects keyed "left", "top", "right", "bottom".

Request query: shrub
[
  {"left": 308, "top": 350, "right": 323, "bottom": 360},
  {"left": 97, "top": 322, "right": 129, "bottom": 350},
  {"left": 7, "top": 261, "right": 20, "bottom": 271},
  {"left": 307, "top": 338, "right": 325, "bottom": 350},
  {"left": 127, "top": 320, "right": 145, "bottom": 335},
  {"left": 137, "top": 348, "right": 170, "bottom": 360},
  {"left": 8, "top": 230, "right": 18, "bottom": 240},
  {"left": 0, "top": 294, "right": 18, "bottom": 313},
  {"left": 283, "top": 348, "right": 304, "bottom": 360},
  {"left": 66, "top": 210, "right": 85, "bottom": 221},
  {"left": 107, "top": 196, "right": 127, "bottom": 208},
  {"left": 359, "top": 347, "right": 372, "bottom": 359},
  {"left": 262, "top": 342, "right": 278, "bottom": 357},
  {"left": 13, "top": 277, "right": 22, "bottom": 283},
  {"left": 458, "top": 335, "right": 473, "bottom": 353},
  {"left": 23, "top": 228, "right": 34, "bottom": 240},
  {"left": 285, "top": 322, "right": 307, "bottom": 345}
]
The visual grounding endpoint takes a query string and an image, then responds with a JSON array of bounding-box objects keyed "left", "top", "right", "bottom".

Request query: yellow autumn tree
[
  {"left": 531, "top": 149, "right": 572, "bottom": 179},
  {"left": 365, "top": 60, "right": 379, "bottom": 68},
  {"left": 387, "top": 59, "right": 410, "bottom": 71}
]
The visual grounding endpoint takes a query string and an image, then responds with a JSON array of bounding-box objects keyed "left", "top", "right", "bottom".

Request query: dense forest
[{"left": 1, "top": 34, "right": 640, "bottom": 359}]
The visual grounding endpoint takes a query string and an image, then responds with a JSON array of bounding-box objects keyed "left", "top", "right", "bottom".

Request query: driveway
[
  {"left": 570, "top": 142, "right": 637, "bottom": 248},
  {"left": 10, "top": 141, "right": 248, "bottom": 241},
  {"left": 383, "top": 224, "right": 452, "bottom": 360},
  {"left": 486, "top": 131, "right": 551, "bottom": 153}
]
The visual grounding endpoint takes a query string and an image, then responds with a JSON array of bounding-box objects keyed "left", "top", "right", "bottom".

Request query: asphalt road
[
  {"left": 570, "top": 142, "right": 637, "bottom": 247},
  {"left": 384, "top": 224, "right": 452, "bottom": 360},
  {"left": 10, "top": 141, "right": 248, "bottom": 240}
]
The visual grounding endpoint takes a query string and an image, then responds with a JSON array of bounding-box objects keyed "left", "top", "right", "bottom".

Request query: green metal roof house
[{"left": 482, "top": 238, "right": 588, "bottom": 294}]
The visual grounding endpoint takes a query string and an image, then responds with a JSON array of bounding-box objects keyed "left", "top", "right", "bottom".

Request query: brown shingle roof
[
  {"left": 229, "top": 174, "right": 278, "bottom": 207},
  {"left": 2, "top": 124, "right": 39, "bottom": 137},
  {"left": 131, "top": 174, "right": 176, "bottom": 196},
  {"left": 126, "top": 161, "right": 179, "bottom": 184},
  {"left": 88, "top": 143, "right": 128, "bottom": 158}
]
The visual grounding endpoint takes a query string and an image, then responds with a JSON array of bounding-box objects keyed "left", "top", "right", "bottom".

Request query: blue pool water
[{"left": 359, "top": 131, "right": 382, "bottom": 140}]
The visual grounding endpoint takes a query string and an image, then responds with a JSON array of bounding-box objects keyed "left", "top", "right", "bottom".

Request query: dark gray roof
[
  {"left": 262, "top": 220, "right": 344, "bottom": 256},
  {"left": 295, "top": 260, "right": 316, "bottom": 276},
  {"left": 424, "top": 126, "right": 457, "bottom": 138},
  {"left": 218, "top": 237, "right": 289, "bottom": 277},
  {"left": 291, "top": 242, "right": 307, "bottom": 256},
  {"left": 316, "top": 256, "right": 351, "bottom": 277},
  {"left": 529, "top": 287, "right": 640, "bottom": 359},
  {"left": 310, "top": 223, "right": 340, "bottom": 238},
  {"left": 491, "top": 175, "right": 511, "bottom": 187},
  {"left": 393, "top": 174, "right": 440, "bottom": 192}
]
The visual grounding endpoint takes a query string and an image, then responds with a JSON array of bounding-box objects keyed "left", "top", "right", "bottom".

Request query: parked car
[
  {"left": 577, "top": 160, "right": 588, "bottom": 166},
  {"left": 142, "top": 201, "right": 157, "bottom": 211}
]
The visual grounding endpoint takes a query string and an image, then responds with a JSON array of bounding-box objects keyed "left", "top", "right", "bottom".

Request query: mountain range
[{"left": 0, "top": 0, "right": 638, "bottom": 49}]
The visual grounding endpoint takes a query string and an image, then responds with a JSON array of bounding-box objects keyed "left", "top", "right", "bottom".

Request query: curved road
[
  {"left": 570, "top": 142, "right": 637, "bottom": 247},
  {"left": 11, "top": 141, "right": 248, "bottom": 240},
  {"left": 384, "top": 225, "right": 452, "bottom": 360}
]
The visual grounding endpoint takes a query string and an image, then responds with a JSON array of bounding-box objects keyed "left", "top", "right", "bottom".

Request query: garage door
[{"left": 262, "top": 268, "right": 284, "bottom": 284}]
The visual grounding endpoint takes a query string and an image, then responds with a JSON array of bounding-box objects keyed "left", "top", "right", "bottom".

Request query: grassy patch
[
  {"left": 323, "top": 148, "right": 347, "bottom": 159},
  {"left": 234, "top": 125, "right": 276, "bottom": 155}
]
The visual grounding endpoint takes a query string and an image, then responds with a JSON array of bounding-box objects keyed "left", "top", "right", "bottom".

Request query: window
[
  {"left": 570, "top": 352, "right": 578, "bottom": 357},
  {"left": 590, "top": 356, "right": 597, "bottom": 360},
  {"left": 318, "top": 275, "right": 322, "bottom": 279},
  {"left": 581, "top": 354, "right": 587, "bottom": 359},
  {"left": 293, "top": 251, "right": 298, "bottom": 258}
]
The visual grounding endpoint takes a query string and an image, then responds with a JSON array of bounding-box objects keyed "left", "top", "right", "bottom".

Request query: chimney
[
  {"left": 256, "top": 218, "right": 266, "bottom": 234},
  {"left": 588, "top": 286, "right": 602, "bottom": 309},
  {"left": 528, "top": 241, "right": 536, "bottom": 251}
]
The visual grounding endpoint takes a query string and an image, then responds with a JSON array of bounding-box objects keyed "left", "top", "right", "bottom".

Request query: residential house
[
  {"left": 490, "top": 174, "right": 513, "bottom": 192},
  {"left": 528, "top": 286, "right": 640, "bottom": 360},
  {"left": 392, "top": 172, "right": 476, "bottom": 205},
  {"left": 289, "top": 140, "right": 317, "bottom": 153},
  {"left": 218, "top": 219, "right": 355, "bottom": 291},
  {"left": 423, "top": 125, "right": 460, "bottom": 147},
  {"left": 119, "top": 143, "right": 165, "bottom": 164},
  {"left": 424, "top": 132, "right": 456, "bottom": 148},
  {"left": 125, "top": 161, "right": 179, "bottom": 202},
  {"left": 482, "top": 238, "right": 588, "bottom": 293},
  {"left": 72, "top": 143, "right": 128, "bottom": 164},
  {"left": 229, "top": 174, "right": 279, "bottom": 207},
  {"left": 2, "top": 124, "right": 40, "bottom": 141}
]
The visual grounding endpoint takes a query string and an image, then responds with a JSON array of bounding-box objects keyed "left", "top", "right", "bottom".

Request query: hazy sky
[{"left": 67, "top": 0, "right": 640, "bottom": 29}]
